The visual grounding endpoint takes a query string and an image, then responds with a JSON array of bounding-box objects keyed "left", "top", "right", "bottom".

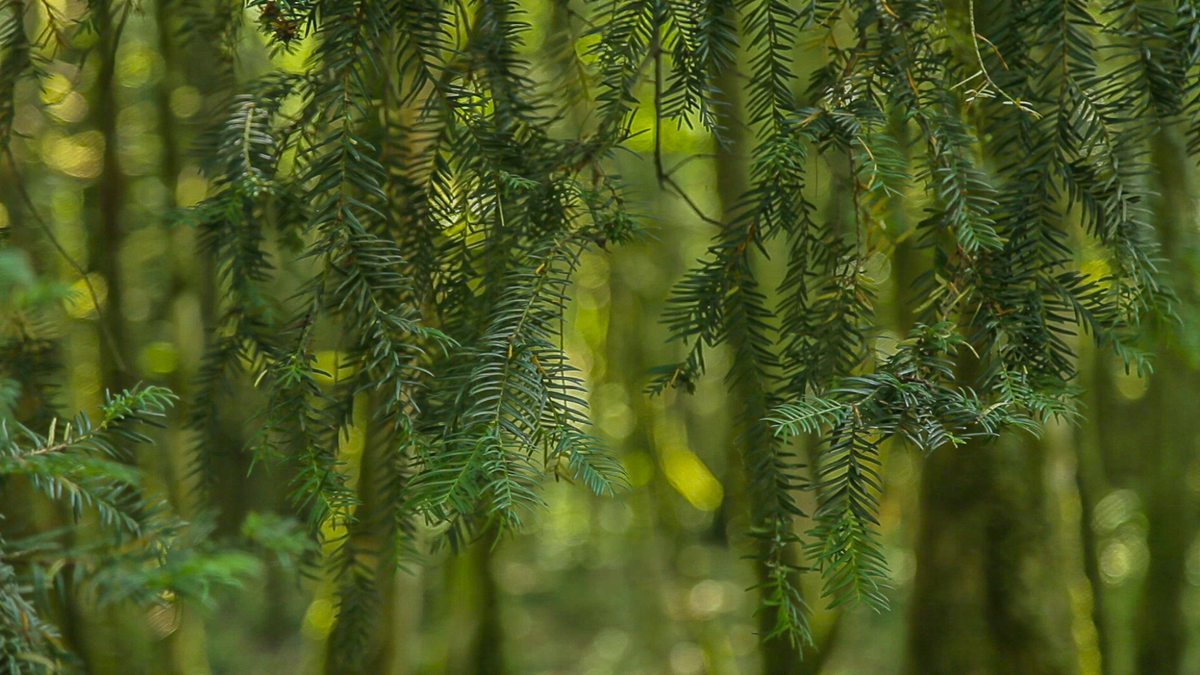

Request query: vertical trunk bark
[
  {"left": 1133, "top": 352, "right": 1195, "bottom": 675},
  {"left": 1073, "top": 346, "right": 1114, "bottom": 675},
  {"left": 467, "top": 526, "right": 507, "bottom": 675},
  {"left": 909, "top": 433, "right": 1079, "bottom": 675},
  {"left": 908, "top": 2, "right": 1081, "bottom": 673},
  {"left": 89, "top": 0, "right": 131, "bottom": 393},
  {"left": 710, "top": 52, "right": 809, "bottom": 675},
  {"left": 1131, "top": 130, "right": 1200, "bottom": 675},
  {"left": 604, "top": 224, "right": 689, "bottom": 673},
  {"left": 65, "top": 2, "right": 138, "bottom": 673},
  {"left": 149, "top": 4, "right": 217, "bottom": 672}
]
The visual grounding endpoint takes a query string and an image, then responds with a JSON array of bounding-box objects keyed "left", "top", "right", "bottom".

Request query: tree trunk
[
  {"left": 467, "top": 526, "right": 507, "bottom": 675},
  {"left": 909, "top": 432, "right": 1078, "bottom": 675},
  {"left": 88, "top": 0, "right": 131, "bottom": 393},
  {"left": 1073, "top": 345, "right": 1114, "bottom": 675},
  {"left": 71, "top": 2, "right": 142, "bottom": 672},
  {"left": 1133, "top": 351, "right": 1196, "bottom": 675},
  {"left": 1130, "top": 129, "right": 1200, "bottom": 675},
  {"left": 708, "top": 48, "right": 815, "bottom": 675}
]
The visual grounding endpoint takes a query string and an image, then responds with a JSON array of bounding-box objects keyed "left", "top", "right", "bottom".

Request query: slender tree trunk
[
  {"left": 1074, "top": 345, "right": 1114, "bottom": 675},
  {"left": 604, "top": 223, "right": 690, "bottom": 673},
  {"left": 908, "top": 1, "right": 1082, "bottom": 671},
  {"left": 708, "top": 54, "right": 810, "bottom": 675},
  {"left": 88, "top": 0, "right": 131, "bottom": 392},
  {"left": 370, "top": 566, "right": 424, "bottom": 675},
  {"left": 1133, "top": 351, "right": 1196, "bottom": 675},
  {"left": 65, "top": 2, "right": 141, "bottom": 673},
  {"left": 321, "top": 390, "right": 407, "bottom": 675},
  {"left": 909, "top": 432, "right": 1078, "bottom": 675},
  {"left": 145, "top": 5, "right": 218, "bottom": 673},
  {"left": 467, "top": 526, "right": 507, "bottom": 675},
  {"left": 154, "top": 0, "right": 181, "bottom": 207},
  {"left": 1131, "top": 129, "right": 1200, "bottom": 675}
]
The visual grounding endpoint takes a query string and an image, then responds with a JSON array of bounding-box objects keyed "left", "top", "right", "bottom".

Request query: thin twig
[
  {"left": 665, "top": 153, "right": 721, "bottom": 177},
  {"left": 661, "top": 174, "right": 725, "bottom": 229},
  {"left": 966, "top": 0, "right": 1039, "bottom": 118},
  {"left": 644, "top": 7, "right": 725, "bottom": 229},
  {"left": 4, "top": 147, "right": 130, "bottom": 374},
  {"left": 652, "top": 12, "right": 664, "bottom": 189}
]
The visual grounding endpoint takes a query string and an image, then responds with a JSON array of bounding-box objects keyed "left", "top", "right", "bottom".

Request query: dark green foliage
[
  {"left": 0, "top": 246, "right": 264, "bottom": 667},
  {"left": 0, "top": 382, "right": 259, "bottom": 674},
  {"left": 769, "top": 323, "right": 1042, "bottom": 610},
  {"left": 0, "top": 248, "right": 258, "bottom": 674},
  {"left": 3, "top": 0, "right": 1198, "bottom": 666},
  {"left": 648, "top": 0, "right": 1180, "bottom": 646},
  {"left": 172, "top": 0, "right": 641, "bottom": 663}
]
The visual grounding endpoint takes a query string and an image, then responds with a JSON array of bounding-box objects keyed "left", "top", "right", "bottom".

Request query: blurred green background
[{"left": 3, "top": 1, "right": 1200, "bottom": 674}]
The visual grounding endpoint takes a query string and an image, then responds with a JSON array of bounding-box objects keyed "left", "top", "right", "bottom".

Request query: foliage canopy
[{"left": 1, "top": 0, "right": 1196, "bottom": 668}]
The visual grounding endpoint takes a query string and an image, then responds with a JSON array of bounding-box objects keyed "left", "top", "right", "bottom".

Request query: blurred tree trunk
[
  {"left": 604, "top": 227, "right": 690, "bottom": 673},
  {"left": 1074, "top": 345, "right": 1115, "bottom": 675},
  {"left": 323, "top": 395, "right": 413, "bottom": 675},
  {"left": 434, "top": 529, "right": 508, "bottom": 675},
  {"left": 909, "top": 432, "right": 1079, "bottom": 675},
  {"left": 708, "top": 54, "right": 810, "bottom": 675},
  {"left": 74, "top": 2, "right": 143, "bottom": 673},
  {"left": 908, "top": 2, "right": 1082, "bottom": 672},
  {"left": 466, "top": 526, "right": 507, "bottom": 675},
  {"left": 1132, "top": 349, "right": 1197, "bottom": 675},
  {"left": 88, "top": 0, "right": 131, "bottom": 392},
  {"left": 1130, "top": 130, "right": 1200, "bottom": 675},
  {"left": 370, "top": 565, "right": 424, "bottom": 675},
  {"left": 147, "top": 2, "right": 220, "bottom": 672}
]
